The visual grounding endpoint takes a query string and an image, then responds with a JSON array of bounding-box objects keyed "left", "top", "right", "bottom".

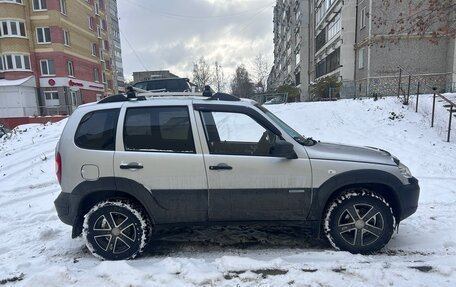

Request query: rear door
[
  {"left": 194, "top": 104, "right": 313, "bottom": 221},
  {"left": 114, "top": 102, "right": 208, "bottom": 223}
]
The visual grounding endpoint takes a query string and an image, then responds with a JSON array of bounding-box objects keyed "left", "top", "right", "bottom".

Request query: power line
[
  {"left": 234, "top": 3, "right": 274, "bottom": 35},
  {"left": 119, "top": 30, "right": 149, "bottom": 72},
  {"left": 125, "top": 0, "right": 275, "bottom": 21}
]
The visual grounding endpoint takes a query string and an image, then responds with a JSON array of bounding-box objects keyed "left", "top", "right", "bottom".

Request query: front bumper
[{"left": 398, "top": 177, "right": 420, "bottom": 221}]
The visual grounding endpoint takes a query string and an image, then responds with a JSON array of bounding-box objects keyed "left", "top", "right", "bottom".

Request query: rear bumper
[
  {"left": 54, "top": 192, "right": 74, "bottom": 226},
  {"left": 398, "top": 177, "right": 420, "bottom": 221}
]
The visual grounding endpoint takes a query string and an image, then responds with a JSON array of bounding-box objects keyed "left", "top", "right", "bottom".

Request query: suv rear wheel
[
  {"left": 324, "top": 190, "right": 395, "bottom": 254},
  {"left": 83, "top": 199, "right": 151, "bottom": 260}
]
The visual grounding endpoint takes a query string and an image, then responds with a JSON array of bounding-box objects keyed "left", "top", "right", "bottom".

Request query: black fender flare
[
  {"left": 69, "top": 177, "right": 161, "bottom": 237},
  {"left": 307, "top": 169, "right": 405, "bottom": 224}
]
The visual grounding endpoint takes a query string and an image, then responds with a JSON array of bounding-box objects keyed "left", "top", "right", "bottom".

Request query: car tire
[
  {"left": 83, "top": 199, "right": 151, "bottom": 260},
  {"left": 323, "top": 189, "right": 395, "bottom": 254}
]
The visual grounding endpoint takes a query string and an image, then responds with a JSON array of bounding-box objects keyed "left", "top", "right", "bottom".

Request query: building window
[
  {"left": 94, "top": 68, "right": 99, "bottom": 82},
  {"left": 295, "top": 72, "right": 301, "bottom": 86},
  {"left": 96, "top": 25, "right": 102, "bottom": 38},
  {"left": 91, "top": 43, "right": 97, "bottom": 56},
  {"left": 99, "top": 49, "right": 104, "bottom": 61},
  {"left": 0, "top": 0, "right": 23, "bottom": 4},
  {"left": 328, "top": 14, "right": 341, "bottom": 40},
  {"left": 0, "top": 54, "right": 31, "bottom": 71},
  {"left": 44, "top": 91, "right": 59, "bottom": 106},
  {"left": 24, "top": 55, "right": 30, "bottom": 69},
  {"left": 63, "top": 29, "right": 70, "bottom": 46},
  {"left": 94, "top": 0, "right": 100, "bottom": 15},
  {"left": 102, "top": 71, "right": 106, "bottom": 83},
  {"left": 32, "top": 0, "right": 47, "bottom": 11},
  {"left": 40, "top": 59, "right": 55, "bottom": 75},
  {"left": 295, "top": 52, "right": 300, "bottom": 65},
  {"left": 102, "top": 39, "right": 109, "bottom": 50},
  {"left": 36, "top": 27, "right": 51, "bottom": 43},
  {"left": 359, "top": 47, "right": 365, "bottom": 69},
  {"left": 315, "top": 28, "right": 326, "bottom": 52},
  {"left": 360, "top": 7, "right": 366, "bottom": 29},
  {"left": 88, "top": 16, "right": 94, "bottom": 30},
  {"left": 0, "top": 20, "right": 26, "bottom": 37},
  {"left": 315, "top": 48, "right": 340, "bottom": 78},
  {"left": 67, "top": 61, "right": 74, "bottom": 76},
  {"left": 60, "top": 0, "right": 66, "bottom": 14}
]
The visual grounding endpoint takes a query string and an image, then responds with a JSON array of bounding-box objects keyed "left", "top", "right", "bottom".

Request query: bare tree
[
  {"left": 214, "top": 61, "right": 225, "bottom": 93},
  {"left": 192, "top": 57, "right": 213, "bottom": 91},
  {"left": 371, "top": 0, "right": 455, "bottom": 44},
  {"left": 231, "top": 65, "right": 254, "bottom": 97},
  {"left": 250, "top": 53, "right": 270, "bottom": 93}
]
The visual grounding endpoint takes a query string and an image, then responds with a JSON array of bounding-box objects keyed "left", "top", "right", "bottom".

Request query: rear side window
[
  {"left": 123, "top": 106, "right": 195, "bottom": 153},
  {"left": 74, "top": 109, "right": 120, "bottom": 150}
]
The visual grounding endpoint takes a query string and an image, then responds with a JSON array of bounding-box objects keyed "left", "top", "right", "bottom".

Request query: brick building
[{"left": 0, "top": 0, "right": 124, "bottom": 120}]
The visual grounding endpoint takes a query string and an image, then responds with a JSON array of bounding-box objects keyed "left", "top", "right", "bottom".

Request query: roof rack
[{"left": 97, "top": 85, "right": 241, "bottom": 104}]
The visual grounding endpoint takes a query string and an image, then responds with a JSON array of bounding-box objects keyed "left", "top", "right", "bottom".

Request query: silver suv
[{"left": 54, "top": 91, "right": 419, "bottom": 260}]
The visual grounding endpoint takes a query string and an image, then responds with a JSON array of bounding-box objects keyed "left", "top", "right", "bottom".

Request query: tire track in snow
[{"left": 0, "top": 184, "right": 58, "bottom": 208}]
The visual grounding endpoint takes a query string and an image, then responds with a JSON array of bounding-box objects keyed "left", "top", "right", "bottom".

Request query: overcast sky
[{"left": 117, "top": 0, "right": 275, "bottom": 83}]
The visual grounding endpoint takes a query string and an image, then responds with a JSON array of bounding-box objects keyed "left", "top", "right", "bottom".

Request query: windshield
[{"left": 257, "top": 105, "right": 313, "bottom": 146}]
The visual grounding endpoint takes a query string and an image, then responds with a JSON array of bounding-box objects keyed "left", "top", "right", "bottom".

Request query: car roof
[{"left": 76, "top": 93, "right": 258, "bottom": 112}]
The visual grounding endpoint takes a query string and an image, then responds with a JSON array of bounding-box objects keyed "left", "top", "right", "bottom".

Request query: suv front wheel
[
  {"left": 83, "top": 199, "right": 151, "bottom": 260},
  {"left": 324, "top": 190, "right": 395, "bottom": 254}
]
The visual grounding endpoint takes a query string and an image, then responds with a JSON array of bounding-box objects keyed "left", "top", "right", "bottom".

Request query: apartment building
[
  {"left": 355, "top": 0, "right": 456, "bottom": 97},
  {"left": 269, "top": 0, "right": 456, "bottom": 101},
  {"left": 268, "top": 0, "right": 310, "bottom": 100},
  {"left": 0, "top": 0, "right": 124, "bottom": 119},
  {"left": 107, "top": 0, "right": 124, "bottom": 93}
]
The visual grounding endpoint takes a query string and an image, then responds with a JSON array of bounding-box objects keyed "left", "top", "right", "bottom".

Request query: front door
[
  {"left": 114, "top": 104, "right": 208, "bottom": 223},
  {"left": 196, "top": 107, "right": 312, "bottom": 221}
]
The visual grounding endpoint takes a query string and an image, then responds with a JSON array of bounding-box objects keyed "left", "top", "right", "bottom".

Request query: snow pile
[{"left": 0, "top": 97, "right": 455, "bottom": 286}]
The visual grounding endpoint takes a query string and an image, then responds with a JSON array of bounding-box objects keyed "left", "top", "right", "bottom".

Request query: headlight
[{"left": 398, "top": 162, "right": 413, "bottom": 178}]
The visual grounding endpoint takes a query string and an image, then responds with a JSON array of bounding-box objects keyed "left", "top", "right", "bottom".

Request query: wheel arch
[
  {"left": 309, "top": 169, "right": 405, "bottom": 231},
  {"left": 70, "top": 177, "right": 158, "bottom": 238}
]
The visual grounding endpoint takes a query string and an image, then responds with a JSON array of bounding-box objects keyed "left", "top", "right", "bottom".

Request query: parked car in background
[
  {"left": 133, "top": 77, "right": 193, "bottom": 92},
  {"left": 264, "top": 97, "right": 285, "bottom": 105}
]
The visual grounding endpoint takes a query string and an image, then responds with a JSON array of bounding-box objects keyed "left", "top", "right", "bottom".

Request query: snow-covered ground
[{"left": 0, "top": 96, "right": 455, "bottom": 286}]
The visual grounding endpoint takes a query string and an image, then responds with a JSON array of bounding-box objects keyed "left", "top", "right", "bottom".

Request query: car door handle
[
  {"left": 120, "top": 162, "right": 144, "bottom": 170},
  {"left": 209, "top": 163, "right": 233, "bottom": 170}
]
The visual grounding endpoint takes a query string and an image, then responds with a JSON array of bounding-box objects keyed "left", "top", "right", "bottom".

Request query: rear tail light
[{"left": 55, "top": 152, "right": 62, "bottom": 185}]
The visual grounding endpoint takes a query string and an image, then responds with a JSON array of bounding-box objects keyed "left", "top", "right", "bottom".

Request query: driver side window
[{"left": 200, "top": 111, "right": 278, "bottom": 156}]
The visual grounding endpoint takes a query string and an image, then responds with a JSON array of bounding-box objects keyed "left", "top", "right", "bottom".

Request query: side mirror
[{"left": 271, "top": 140, "right": 297, "bottom": 159}]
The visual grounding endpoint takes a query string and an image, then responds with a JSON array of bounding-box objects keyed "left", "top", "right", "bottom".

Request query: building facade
[
  {"left": 133, "top": 70, "right": 180, "bottom": 83},
  {"left": 0, "top": 0, "right": 124, "bottom": 119},
  {"left": 269, "top": 0, "right": 456, "bottom": 101},
  {"left": 107, "top": 0, "right": 124, "bottom": 93},
  {"left": 355, "top": 0, "right": 456, "bottom": 97}
]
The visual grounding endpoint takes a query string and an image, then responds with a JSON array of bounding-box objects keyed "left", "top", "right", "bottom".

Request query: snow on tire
[
  {"left": 83, "top": 199, "right": 151, "bottom": 260},
  {"left": 324, "top": 189, "right": 396, "bottom": 254}
]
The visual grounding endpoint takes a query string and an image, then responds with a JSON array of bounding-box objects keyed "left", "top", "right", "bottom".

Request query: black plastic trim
[
  {"left": 310, "top": 157, "right": 396, "bottom": 166},
  {"left": 307, "top": 169, "right": 420, "bottom": 225}
]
